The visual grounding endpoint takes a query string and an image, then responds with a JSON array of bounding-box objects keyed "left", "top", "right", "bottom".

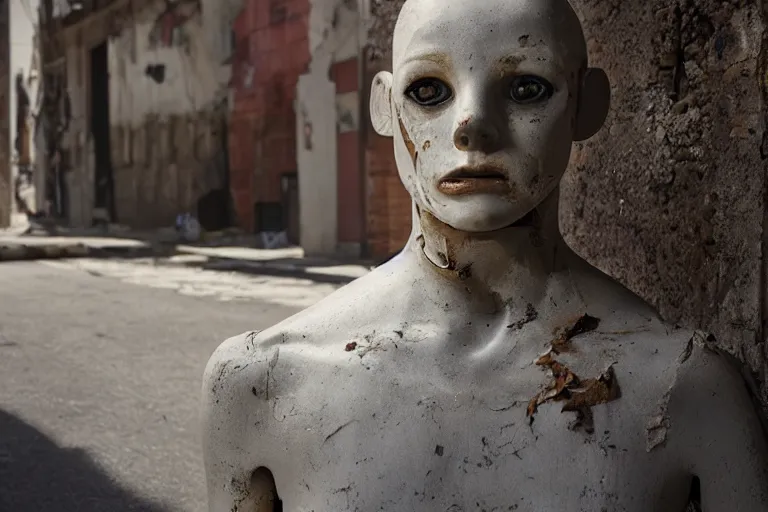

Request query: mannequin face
[{"left": 371, "top": 0, "right": 609, "bottom": 232}]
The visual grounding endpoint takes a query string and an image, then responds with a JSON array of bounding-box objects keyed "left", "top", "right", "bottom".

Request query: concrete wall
[
  {"left": 107, "top": 0, "right": 230, "bottom": 228},
  {"left": 58, "top": 0, "right": 234, "bottom": 229},
  {"left": 9, "top": 0, "right": 39, "bottom": 224},
  {"left": 108, "top": 2, "right": 222, "bottom": 126},
  {"left": 62, "top": 36, "right": 90, "bottom": 227}
]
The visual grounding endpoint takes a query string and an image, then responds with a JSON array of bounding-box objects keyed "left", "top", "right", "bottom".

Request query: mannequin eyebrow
[
  {"left": 494, "top": 51, "right": 563, "bottom": 75},
  {"left": 403, "top": 52, "right": 452, "bottom": 68}
]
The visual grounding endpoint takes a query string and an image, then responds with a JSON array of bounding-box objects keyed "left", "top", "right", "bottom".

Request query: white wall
[
  {"left": 108, "top": 1, "right": 231, "bottom": 128},
  {"left": 297, "top": 0, "right": 361, "bottom": 255},
  {"left": 9, "top": 0, "right": 39, "bottom": 222}
]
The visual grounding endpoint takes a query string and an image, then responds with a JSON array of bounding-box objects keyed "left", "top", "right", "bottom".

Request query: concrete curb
[{"left": 0, "top": 242, "right": 157, "bottom": 262}]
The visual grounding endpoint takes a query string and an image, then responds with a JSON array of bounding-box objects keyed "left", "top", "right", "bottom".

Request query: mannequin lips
[{"left": 438, "top": 165, "right": 510, "bottom": 195}]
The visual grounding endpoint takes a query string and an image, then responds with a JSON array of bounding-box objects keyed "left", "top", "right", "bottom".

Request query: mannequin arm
[
  {"left": 668, "top": 344, "right": 768, "bottom": 510},
  {"left": 201, "top": 334, "right": 278, "bottom": 512}
]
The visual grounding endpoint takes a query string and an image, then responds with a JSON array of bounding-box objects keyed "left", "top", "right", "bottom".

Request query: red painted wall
[
  {"left": 363, "top": 63, "right": 411, "bottom": 259},
  {"left": 332, "top": 58, "right": 363, "bottom": 245},
  {"left": 229, "top": 0, "right": 310, "bottom": 232}
]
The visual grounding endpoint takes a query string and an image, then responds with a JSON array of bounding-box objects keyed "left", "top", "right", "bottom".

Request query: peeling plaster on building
[
  {"left": 62, "top": 38, "right": 92, "bottom": 227},
  {"left": 106, "top": 0, "right": 234, "bottom": 228},
  {"left": 108, "top": 2, "right": 220, "bottom": 126},
  {"left": 297, "top": 0, "right": 361, "bottom": 256},
  {"left": 9, "top": 0, "right": 40, "bottom": 225},
  {"left": 56, "top": 0, "right": 238, "bottom": 229}
]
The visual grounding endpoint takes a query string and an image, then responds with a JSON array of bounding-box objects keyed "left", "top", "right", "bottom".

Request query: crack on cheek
[{"left": 396, "top": 113, "right": 418, "bottom": 166}]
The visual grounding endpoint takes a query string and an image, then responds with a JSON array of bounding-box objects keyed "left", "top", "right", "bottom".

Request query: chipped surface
[{"left": 203, "top": 0, "right": 768, "bottom": 509}]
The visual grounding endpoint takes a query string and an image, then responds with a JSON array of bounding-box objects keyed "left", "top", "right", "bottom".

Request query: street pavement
[{"left": 0, "top": 258, "right": 352, "bottom": 511}]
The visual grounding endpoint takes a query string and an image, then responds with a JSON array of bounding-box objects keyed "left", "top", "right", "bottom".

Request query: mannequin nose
[{"left": 453, "top": 119, "right": 499, "bottom": 152}]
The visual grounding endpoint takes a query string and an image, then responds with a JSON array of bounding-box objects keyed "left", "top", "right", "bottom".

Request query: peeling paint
[
  {"left": 527, "top": 314, "right": 618, "bottom": 428},
  {"left": 645, "top": 332, "right": 700, "bottom": 452},
  {"left": 397, "top": 115, "right": 418, "bottom": 164}
]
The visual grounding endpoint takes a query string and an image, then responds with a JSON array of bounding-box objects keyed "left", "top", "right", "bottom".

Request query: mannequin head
[{"left": 370, "top": 0, "right": 610, "bottom": 232}]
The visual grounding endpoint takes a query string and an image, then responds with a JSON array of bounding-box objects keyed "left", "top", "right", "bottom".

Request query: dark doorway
[
  {"left": 281, "top": 173, "right": 299, "bottom": 245},
  {"left": 90, "top": 41, "right": 115, "bottom": 223}
]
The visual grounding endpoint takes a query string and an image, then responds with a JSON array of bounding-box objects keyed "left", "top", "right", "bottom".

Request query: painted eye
[
  {"left": 406, "top": 78, "right": 452, "bottom": 106},
  {"left": 509, "top": 75, "right": 553, "bottom": 104}
]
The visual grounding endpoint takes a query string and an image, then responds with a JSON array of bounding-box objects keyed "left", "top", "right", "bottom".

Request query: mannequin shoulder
[{"left": 202, "top": 259, "right": 425, "bottom": 402}]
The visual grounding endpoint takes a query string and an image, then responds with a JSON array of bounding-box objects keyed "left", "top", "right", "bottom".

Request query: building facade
[
  {"left": 36, "top": 0, "right": 236, "bottom": 230},
  {"left": 20, "top": 0, "right": 411, "bottom": 257},
  {"left": 229, "top": 0, "right": 410, "bottom": 258},
  {"left": 0, "top": 0, "right": 41, "bottom": 228}
]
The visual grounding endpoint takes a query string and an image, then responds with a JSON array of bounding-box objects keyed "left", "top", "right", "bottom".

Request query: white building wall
[
  {"left": 108, "top": 3, "right": 221, "bottom": 128},
  {"left": 296, "top": 0, "right": 361, "bottom": 255},
  {"left": 9, "top": 0, "right": 39, "bottom": 223}
]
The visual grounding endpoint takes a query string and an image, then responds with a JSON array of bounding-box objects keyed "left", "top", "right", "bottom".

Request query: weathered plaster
[
  {"left": 108, "top": 2, "right": 222, "bottom": 127},
  {"left": 55, "top": 0, "right": 236, "bottom": 228},
  {"left": 9, "top": 0, "right": 40, "bottom": 223},
  {"left": 296, "top": 0, "right": 361, "bottom": 255}
]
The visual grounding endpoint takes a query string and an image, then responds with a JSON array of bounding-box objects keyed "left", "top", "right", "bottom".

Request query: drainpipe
[{"left": 356, "top": 0, "right": 369, "bottom": 259}]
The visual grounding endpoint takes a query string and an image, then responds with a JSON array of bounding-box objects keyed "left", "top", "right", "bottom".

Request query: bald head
[
  {"left": 393, "top": 0, "right": 588, "bottom": 72},
  {"left": 369, "top": 0, "right": 609, "bottom": 232}
]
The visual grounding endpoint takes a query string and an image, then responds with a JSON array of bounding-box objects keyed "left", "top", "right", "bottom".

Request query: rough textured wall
[
  {"left": 107, "top": 0, "right": 230, "bottom": 228},
  {"left": 296, "top": 0, "right": 360, "bottom": 256},
  {"left": 560, "top": 0, "right": 768, "bottom": 406},
  {"left": 367, "top": 0, "right": 768, "bottom": 404}
]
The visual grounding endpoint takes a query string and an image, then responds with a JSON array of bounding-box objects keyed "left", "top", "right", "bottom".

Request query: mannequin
[{"left": 202, "top": 0, "right": 768, "bottom": 509}]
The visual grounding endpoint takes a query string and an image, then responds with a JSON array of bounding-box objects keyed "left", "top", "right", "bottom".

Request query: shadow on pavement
[
  {"left": 0, "top": 410, "right": 169, "bottom": 512},
  {"left": 200, "top": 257, "right": 369, "bottom": 285}
]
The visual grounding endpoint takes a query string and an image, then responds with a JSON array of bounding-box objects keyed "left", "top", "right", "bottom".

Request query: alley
[{"left": 0, "top": 259, "right": 345, "bottom": 511}]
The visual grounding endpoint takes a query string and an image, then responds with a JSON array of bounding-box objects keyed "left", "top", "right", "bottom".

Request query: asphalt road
[{"left": 0, "top": 259, "right": 342, "bottom": 512}]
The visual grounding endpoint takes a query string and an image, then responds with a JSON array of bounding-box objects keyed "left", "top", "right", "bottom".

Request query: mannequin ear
[
  {"left": 574, "top": 67, "right": 610, "bottom": 142},
  {"left": 370, "top": 71, "right": 394, "bottom": 137}
]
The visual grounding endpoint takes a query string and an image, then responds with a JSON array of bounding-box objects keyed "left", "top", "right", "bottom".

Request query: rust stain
[
  {"left": 526, "top": 313, "right": 616, "bottom": 428},
  {"left": 458, "top": 117, "right": 471, "bottom": 127},
  {"left": 527, "top": 354, "right": 620, "bottom": 430},
  {"left": 397, "top": 116, "right": 418, "bottom": 165}
]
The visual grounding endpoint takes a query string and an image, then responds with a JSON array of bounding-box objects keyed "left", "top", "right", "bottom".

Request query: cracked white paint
[
  {"left": 9, "top": 0, "right": 41, "bottom": 223},
  {"left": 108, "top": 1, "right": 232, "bottom": 127},
  {"left": 297, "top": 0, "right": 363, "bottom": 256}
]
